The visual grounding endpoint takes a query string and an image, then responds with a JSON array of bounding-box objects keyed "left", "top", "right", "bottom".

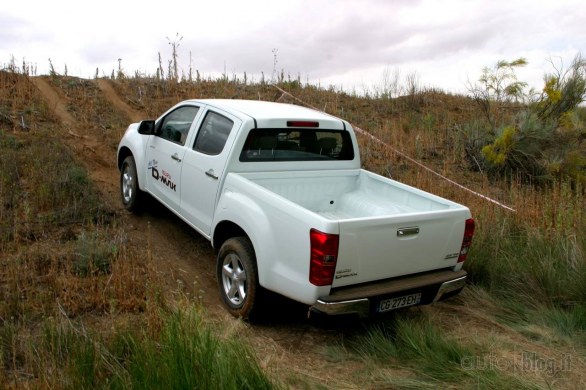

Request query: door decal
[{"left": 148, "top": 159, "right": 176, "bottom": 191}]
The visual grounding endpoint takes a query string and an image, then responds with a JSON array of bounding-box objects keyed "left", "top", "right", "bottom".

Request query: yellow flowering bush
[{"left": 481, "top": 126, "right": 517, "bottom": 166}]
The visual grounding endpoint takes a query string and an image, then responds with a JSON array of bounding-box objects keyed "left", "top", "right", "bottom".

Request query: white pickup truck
[{"left": 117, "top": 99, "right": 474, "bottom": 319}]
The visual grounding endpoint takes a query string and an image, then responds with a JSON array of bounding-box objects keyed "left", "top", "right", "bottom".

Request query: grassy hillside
[{"left": 1, "top": 67, "right": 585, "bottom": 389}]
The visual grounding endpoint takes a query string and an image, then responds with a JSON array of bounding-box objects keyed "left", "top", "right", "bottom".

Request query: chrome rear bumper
[{"left": 311, "top": 270, "right": 467, "bottom": 318}]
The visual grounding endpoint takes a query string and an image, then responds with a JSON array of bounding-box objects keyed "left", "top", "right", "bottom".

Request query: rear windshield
[{"left": 240, "top": 129, "right": 354, "bottom": 162}]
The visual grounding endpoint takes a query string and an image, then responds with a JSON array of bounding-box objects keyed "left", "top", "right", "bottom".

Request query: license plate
[{"left": 378, "top": 293, "right": 422, "bottom": 312}]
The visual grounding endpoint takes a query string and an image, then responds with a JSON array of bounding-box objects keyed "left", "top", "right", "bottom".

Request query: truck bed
[
  {"left": 240, "top": 169, "right": 454, "bottom": 220},
  {"left": 235, "top": 169, "right": 470, "bottom": 288}
]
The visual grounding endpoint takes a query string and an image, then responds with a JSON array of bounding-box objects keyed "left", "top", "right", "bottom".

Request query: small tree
[
  {"left": 157, "top": 52, "right": 164, "bottom": 80},
  {"left": 380, "top": 67, "right": 402, "bottom": 99},
  {"left": 166, "top": 33, "right": 183, "bottom": 82},
  {"left": 271, "top": 48, "right": 278, "bottom": 84},
  {"left": 48, "top": 58, "right": 57, "bottom": 77},
  {"left": 535, "top": 54, "right": 586, "bottom": 123},
  {"left": 467, "top": 58, "right": 528, "bottom": 134},
  {"left": 117, "top": 58, "right": 125, "bottom": 80}
]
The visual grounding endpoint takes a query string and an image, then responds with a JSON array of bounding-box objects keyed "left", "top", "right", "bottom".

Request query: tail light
[
  {"left": 458, "top": 218, "right": 475, "bottom": 263},
  {"left": 309, "top": 229, "right": 339, "bottom": 286},
  {"left": 287, "top": 121, "right": 319, "bottom": 127}
]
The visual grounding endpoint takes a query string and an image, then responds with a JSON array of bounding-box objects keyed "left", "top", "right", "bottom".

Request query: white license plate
[{"left": 378, "top": 293, "right": 422, "bottom": 312}]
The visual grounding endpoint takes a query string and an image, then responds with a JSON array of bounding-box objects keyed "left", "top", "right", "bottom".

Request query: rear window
[{"left": 240, "top": 129, "right": 354, "bottom": 162}]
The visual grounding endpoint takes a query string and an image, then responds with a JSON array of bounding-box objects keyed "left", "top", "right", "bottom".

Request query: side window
[
  {"left": 157, "top": 106, "right": 199, "bottom": 145},
  {"left": 193, "top": 111, "right": 234, "bottom": 155}
]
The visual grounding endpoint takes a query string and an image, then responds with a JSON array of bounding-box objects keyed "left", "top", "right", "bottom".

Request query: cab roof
[{"left": 185, "top": 99, "right": 346, "bottom": 130}]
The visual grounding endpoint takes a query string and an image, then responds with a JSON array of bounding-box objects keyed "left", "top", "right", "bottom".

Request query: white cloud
[{"left": 2, "top": 0, "right": 585, "bottom": 94}]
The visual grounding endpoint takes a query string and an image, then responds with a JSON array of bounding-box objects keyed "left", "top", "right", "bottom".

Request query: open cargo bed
[{"left": 237, "top": 169, "right": 470, "bottom": 287}]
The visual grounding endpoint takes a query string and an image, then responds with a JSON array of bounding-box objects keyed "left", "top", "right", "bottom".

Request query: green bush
[{"left": 465, "top": 54, "right": 586, "bottom": 184}]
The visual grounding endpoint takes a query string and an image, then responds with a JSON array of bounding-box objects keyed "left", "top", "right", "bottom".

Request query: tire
[
  {"left": 120, "top": 155, "right": 142, "bottom": 212},
  {"left": 217, "top": 237, "right": 260, "bottom": 319}
]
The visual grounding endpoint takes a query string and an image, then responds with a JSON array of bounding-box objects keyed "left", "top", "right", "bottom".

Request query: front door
[{"left": 145, "top": 105, "right": 200, "bottom": 211}]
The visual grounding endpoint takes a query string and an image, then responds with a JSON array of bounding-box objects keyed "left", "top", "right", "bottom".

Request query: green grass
[
  {"left": 30, "top": 307, "right": 279, "bottom": 390},
  {"left": 540, "top": 305, "right": 586, "bottom": 338},
  {"left": 0, "top": 129, "right": 106, "bottom": 247},
  {"left": 463, "top": 202, "right": 586, "bottom": 350},
  {"left": 123, "top": 311, "right": 276, "bottom": 389},
  {"left": 345, "top": 313, "right": 542, "bottom": 389},
  {"left": 73, "top": 231, "right": 117, "bottom": 276},
  {"left": 465, "top": 205, "right": 586, "bottom": 324},
  {"left": 352, "top": 315, "right": 473, "bottom": 382}
]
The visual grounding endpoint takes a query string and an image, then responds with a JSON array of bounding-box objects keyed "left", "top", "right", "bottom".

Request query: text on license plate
[{"left": 378, "top": 293, "right": 422, "bottom": 312}]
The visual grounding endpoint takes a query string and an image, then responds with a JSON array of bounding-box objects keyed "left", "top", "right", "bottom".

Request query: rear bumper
[{"left": 311, "top": 269, "right": 467, "bottom": 318}]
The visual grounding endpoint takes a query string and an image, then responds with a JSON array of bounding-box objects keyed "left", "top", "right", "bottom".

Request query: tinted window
[
  {"left": 193, "top": 111, "right": 234, "bottom": 155},
  {"left": 157, "top": 106, "right": 199, "bottom": 145},
  {"left": 240, "top": 129, "right": 354, "bottom": 161}
]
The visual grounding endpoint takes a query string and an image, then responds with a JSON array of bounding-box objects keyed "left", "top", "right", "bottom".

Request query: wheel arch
[
  {"left": 118, "top": 145, "right": 147, "bottom": 192},
  {"left": 212, "top": 196, "right": 273, "bottom": 288},
  {"left": 213, "top": 220, "right": 250, "bottom": 251},
  {"left": 117, "top": 146, "right": 133, "bottom": 171}
]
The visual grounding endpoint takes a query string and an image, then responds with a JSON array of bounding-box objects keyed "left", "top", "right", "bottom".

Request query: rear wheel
[
  {"left": 120, "top": 156, "right": 142, "bottom": 212},
  {"left": 217, "top": 237, "right": 259, "bottom": 319}
]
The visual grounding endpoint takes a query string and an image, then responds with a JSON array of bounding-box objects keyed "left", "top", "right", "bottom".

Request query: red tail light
[
  {"left": 287, "top": 121, "right": 319, "bottom": 128},
  {"left": 309, "top": 229, "right": 339, "bottom": 286},
  {"left": 458, "top": 218, "right": 475, "bottom": 263}
]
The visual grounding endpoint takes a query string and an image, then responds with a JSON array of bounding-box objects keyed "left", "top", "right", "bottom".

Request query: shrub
[{"left": 465, "top": 54, "right": 586, "bottom": 184}]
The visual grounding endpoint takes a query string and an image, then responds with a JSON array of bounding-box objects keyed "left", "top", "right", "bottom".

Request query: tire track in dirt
[
  {"left": 30, "top": 77, "right": 77, "bottom": 131},
  {"left": 95, "top": 79, "right": 143, "bottom": 123},
  {"left": 31, "top": 77, "right": 119, "bottom": 205}
]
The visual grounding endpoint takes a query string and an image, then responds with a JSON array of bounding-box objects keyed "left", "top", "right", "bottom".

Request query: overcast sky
[{"left": 1, "top": 0, "right": 585, "bottom": 95}]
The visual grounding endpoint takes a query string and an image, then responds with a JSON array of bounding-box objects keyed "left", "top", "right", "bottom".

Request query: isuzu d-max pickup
[{"left": 117, "top": 99, "right": 474, "bottom": 319}]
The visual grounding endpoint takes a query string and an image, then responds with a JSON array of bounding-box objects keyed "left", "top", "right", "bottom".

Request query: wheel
[
  {"left": 217, "top": 237, "right": 260, "bottom": 319},
  {"left": 120, "top": 155, "right": 142, "bottom": 212}
]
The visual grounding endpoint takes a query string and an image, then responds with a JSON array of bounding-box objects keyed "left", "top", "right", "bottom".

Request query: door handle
[
  {"left": 397, "top": 227, "right": 419, "bottom": 237},
  {"left": 171, "top": 153, "right": 182, "bottom": 162},
  {"left": 205, "top": 169, "right": 218, "bottom": 180}
]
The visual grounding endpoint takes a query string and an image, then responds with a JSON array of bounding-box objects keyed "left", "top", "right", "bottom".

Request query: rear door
[
  {"left": 180, "top": 108, "right": 241, "bottom": 236},
  {"left": 332, "top": 210, "right": 468, "bottom": 287}
]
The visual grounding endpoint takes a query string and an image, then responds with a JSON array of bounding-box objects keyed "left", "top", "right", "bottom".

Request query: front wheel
[
  {"left": 120, "top": 155, "right": 142, "bottom": 212},
  {"left": 217, "top": 237, "right": 259, "bottom": 319}
]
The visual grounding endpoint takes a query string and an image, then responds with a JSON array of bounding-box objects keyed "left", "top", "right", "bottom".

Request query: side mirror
[{"left": 137, "top": 120, "right": 156, "bottom": 135}]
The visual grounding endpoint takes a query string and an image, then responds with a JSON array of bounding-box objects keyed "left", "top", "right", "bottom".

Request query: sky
[{"left": 1, "top": 0, "right": 585, "bottom": 95}]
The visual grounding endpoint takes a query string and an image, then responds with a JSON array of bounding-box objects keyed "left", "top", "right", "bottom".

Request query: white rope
[{"left": 272, "top": 85, "right": 516, "bottom": 213}]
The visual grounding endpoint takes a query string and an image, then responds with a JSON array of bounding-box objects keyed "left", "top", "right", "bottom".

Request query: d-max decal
[{"left": 148, "top": 159, "right": 176, "bottom": 192}]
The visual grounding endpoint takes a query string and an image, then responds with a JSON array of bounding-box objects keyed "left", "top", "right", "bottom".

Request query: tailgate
[{"left": 332, "top": 210, "right": 468, "bottom": 287}]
